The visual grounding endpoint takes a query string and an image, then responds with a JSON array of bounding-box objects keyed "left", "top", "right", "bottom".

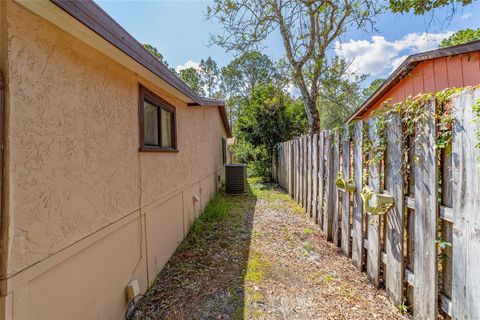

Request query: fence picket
[
  {"left": 282, "top": 143, "right": 285, "bottom": 185},
  {"left": 300, "top": 138, "right": 304, "bottom": 206},
  {"left": 303, "top": 135, "right": 308, "bottom": 209},
  {"left": 299, "top": 136, "right": 304, "bottom": 207},
  {"left": 367, "top": 118, "right": 381, "bottom": 288},
  {"left": 352, "top": 121, "right": 364, "bottom": 269},
  {"left": 385, "top": 114, "right": 404, "bottom": 307},
  {"left": 288, "top": 141, "right": 291, "bottom": 192},
  {"left": 341, "top": 125, "right": 351, "bottom": 256},
  {"left": 324, "top": 131, "right": 334, "bottom": 240},
  {"left": 272, "top": 88, "right": 479, "bottom": 319},
  {"left": 332, "top": 132, "right": 341, "bottom": 246},
  {"left": 307, "top": 135, "right": 312, "bottom": 215},
  {"left": 413, "top": 99, "right": 438, "bottom": 320},
  {"left": 452, "top": 88, "right": 480, "bottom": 320},
  {"left": 294, "top": 139, "right": 300, "bottom": 203},
  {"left": 318, "top": 132, "right": 325, "bottom": 228},
  {"left": 312, "top": 133, "right": 319, "bottom": 222}
]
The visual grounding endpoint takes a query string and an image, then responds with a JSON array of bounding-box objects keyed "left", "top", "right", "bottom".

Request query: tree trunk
[{"left": 303, "top": 95, "right": 320, "bottom": 134}]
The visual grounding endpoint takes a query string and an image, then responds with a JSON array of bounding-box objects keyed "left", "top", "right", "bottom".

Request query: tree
[
  {"left": 143, "top": 44, "right": 171, "bottom": 68},
  {"left": 317, "top": 58, "right": 366, "bottom": 129},
  {"left": 208, "top": 0, "right": 379, "bottom": 133},
  {"left": 388, "top": 0, "right": 474, "bottom": 14},
  {"left": 362, "top": 78, "right": 386, "bottom": 99},
  {"left": 219, "top": 63, "right": 243, "bottom": 124},
  {"left": 178, "top": 67, "right": 205, "bottom": 96},
  {"left": 439, "top": 28, "right": 480, "bottom": 47},
  {"left": 220, "top": 51, "right": 279, "bottom": 125},
  {"left": 199, "top": 57, "right": 219, "bottom": 98},
  {"left": 221, "top": 51, "right": 277, "bottom": 101},
  {"left": 235, "top": 83, "right": 307, "bottom": 179}
]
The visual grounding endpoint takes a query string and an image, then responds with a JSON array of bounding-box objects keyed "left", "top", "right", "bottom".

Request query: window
[{"left": 139, "top": 85, "right": 177, "bottom": 152}]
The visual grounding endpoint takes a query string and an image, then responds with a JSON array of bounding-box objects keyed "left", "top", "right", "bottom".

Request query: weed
[
  {"left": 398, "top": 303, "right": 410, "bottom": 315},
  {"left": 303, "top": 228, "right": 314, "bottom": 235},
  {"left": 342, "top": 284, "right": 352, "bottom": 297},
  {"left": 303, "top": 242, "right": 314, "bottom": 252},
  {"left": 252, "top": 230, "right": 263, "bottom": 238},
  {"left": 324, "top": 274, "right": 334, "bottom": 282}
]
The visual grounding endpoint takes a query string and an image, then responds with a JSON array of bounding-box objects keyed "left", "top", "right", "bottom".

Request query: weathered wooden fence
[{"left": 272, "top": 88, "right": 480, "bottom": 320}]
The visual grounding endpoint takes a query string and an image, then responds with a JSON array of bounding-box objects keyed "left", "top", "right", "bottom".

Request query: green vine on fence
[
  {"left": 325, "top": 86, "right": 480, "bottom": 186},
  {"left": 436, "top": 236, "right": 452, "bottom": 262}
]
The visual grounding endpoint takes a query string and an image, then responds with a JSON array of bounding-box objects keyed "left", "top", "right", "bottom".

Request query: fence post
[
  {"left": 332, "top": 132, "right": 341, "bottom": 246},
  {"left": 352, "top": 121, "right": 364, "bottom": 269},
  {"left": 385, "top": 114, "right": 404, "bottom": 307},
  {"left": 452, "top": 88, "right": 480, "bottom": 319},
  {"left": 413, "top": 98, "right": 438, "bottom": 320},
  {"left": 367, "top": 118, "right": 381, "bottom": 288},
  {"left": 324, "top": 131, "right": 334, "bottom": 240},
  {"left": 341, "top": 124, "right": 351, "bottom": 256}
]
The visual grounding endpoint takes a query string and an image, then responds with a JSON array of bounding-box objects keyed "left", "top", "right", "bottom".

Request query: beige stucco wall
[{"left": 0, "top": 2, "right": 227, "bottom": 319}]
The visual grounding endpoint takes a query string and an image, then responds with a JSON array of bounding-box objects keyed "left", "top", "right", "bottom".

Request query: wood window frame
[{"left": 138, "top": 84, "right": 178, "bottom": 153}]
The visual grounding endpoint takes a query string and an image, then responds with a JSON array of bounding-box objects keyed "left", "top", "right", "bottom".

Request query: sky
[{"left": 95, "top": 0, "right": 480, "bottom": 85}]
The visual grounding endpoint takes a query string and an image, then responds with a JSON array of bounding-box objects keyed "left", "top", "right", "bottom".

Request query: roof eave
[{"left": 15, "top": 0, "right": 232, "bottom": 137}]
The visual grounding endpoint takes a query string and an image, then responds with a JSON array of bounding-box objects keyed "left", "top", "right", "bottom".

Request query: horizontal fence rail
[{"left": 272, "top": 88, "right": 480, "bottom": 320}]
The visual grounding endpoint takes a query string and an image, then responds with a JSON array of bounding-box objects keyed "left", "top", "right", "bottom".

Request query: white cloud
[
  {"left": 175, "top": 60, "right": 200, "bottom": 73},
  {"left": 390, "top": 54, "right": 409, "bottom": 72},
  {"left": 335, "top": 32, "right": 453, "bottom": 78},
  {"left": 460, "top": 12, "right": 473, "bottom": 21}
]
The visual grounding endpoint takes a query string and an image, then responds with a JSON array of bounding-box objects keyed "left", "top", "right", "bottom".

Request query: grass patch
[
  {"left": 130, "top": 185, "right": 257, "bottom": 319},
  {"left": 303, "top": 227, "right": 314, "bottom": 235},
  {"left": 245, "top": 251, "right": 270, "bottom": 284}
]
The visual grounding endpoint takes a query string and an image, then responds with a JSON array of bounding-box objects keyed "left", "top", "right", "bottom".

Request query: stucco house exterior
[
  {"left": 0, "top": 1, "right": 231, "bottom": 319},
  {"left": 347, "top": 39, "right": 480, "bottom": 121}
]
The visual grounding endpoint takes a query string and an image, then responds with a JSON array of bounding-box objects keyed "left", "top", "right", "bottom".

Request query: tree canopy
[
  {"left": 220, "top": 51, "right": 278, "bottom": 101},
  {"left": 143, "top": 44, "right": 171, "bottom": 67},
  {"left": 235, "top": 83, "right": 307, "bottom": 179},
  {"left": 439, "top": 28, "right": 480, "bottom": 47},
  {"left": 199, "top": 57, "right": 220, "bottom": 98},
  {"left": 318, "top": 58, "right": 367, "bottom": 129},
  {"left": 362, "top": 78, "right": 386, "bottom": 99},
  {"left": 178, "top": 67, "right": 205, "bottom": 96},
  {"left": 388, "top": 0, "right": 474, "bottom": 14},
  {"left": 208, "top": 0, "right": 380, "bottom": 133}
]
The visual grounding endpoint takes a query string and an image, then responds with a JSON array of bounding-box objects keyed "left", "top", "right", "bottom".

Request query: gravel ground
[{"left": 128, "top": 179, "right": 407, "bottom": 320}]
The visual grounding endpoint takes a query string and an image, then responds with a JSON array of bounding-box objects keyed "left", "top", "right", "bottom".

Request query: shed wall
[{"left": 363, "top": 52, "right": 480, "bottom": 119}]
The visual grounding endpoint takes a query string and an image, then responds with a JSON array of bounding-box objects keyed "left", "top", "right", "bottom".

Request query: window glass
[
  {"left": 144, "top": 101, "right": 159, "bottom": 146},
  {"left": 161, "top": 108, "right": 173, "bottom": 148},
  {"left": 140, "top": 85, "right": 177, "bottom": 151}
]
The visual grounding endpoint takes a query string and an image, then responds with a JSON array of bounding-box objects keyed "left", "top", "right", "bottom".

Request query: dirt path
[{"left": 128, "top": 179, "right": 406, "bottom": 320}]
